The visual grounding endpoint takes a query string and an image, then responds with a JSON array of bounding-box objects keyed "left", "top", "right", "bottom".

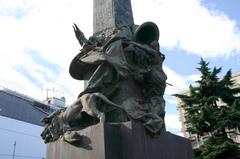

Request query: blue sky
[{"left": 0, "top": 0, "right": 240, "bottom": 136}]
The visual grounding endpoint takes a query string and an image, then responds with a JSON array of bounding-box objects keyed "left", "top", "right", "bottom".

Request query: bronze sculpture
[{"left": 41, "top": 22, "right": 167, "bottom": 143}]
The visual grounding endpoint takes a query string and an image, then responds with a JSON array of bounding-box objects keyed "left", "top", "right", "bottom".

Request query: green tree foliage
[{"left": 175, "top": 58, "right": 240, "bottom": 159}]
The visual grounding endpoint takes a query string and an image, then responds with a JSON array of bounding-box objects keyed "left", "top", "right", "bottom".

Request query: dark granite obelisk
[{"left": 93, "top": 0, "right": 134, "bottom": 34}]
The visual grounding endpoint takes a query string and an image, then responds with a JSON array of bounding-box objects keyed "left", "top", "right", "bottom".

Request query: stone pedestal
[{"left": 46, "top": 121, "right": 194, "bottom": 159}]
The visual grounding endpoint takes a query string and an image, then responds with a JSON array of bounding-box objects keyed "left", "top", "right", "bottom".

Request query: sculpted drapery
[{"left": 41, "top": 22, "right": 167, "bottom": 143}]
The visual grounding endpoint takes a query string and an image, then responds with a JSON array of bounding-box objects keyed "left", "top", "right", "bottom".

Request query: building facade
[
  {"left": 0, "top": 87, "right": 64, "bottom": 159},
  {"left": 177, "top": 72, "right": 240, "bottom": 148}
]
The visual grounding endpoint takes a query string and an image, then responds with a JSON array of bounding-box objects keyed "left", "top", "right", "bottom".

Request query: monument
[{"left": 41, "top": 0, "right": 194, "bottom": 158}]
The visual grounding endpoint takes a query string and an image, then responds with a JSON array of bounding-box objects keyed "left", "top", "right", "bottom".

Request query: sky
[{"left": 0, "top": 0, "right": 240, "bottom": 136}]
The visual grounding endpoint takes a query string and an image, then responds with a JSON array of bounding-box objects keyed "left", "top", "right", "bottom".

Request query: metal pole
[{"left": 12, "top": 141, "right": 16, "bottom": 159}]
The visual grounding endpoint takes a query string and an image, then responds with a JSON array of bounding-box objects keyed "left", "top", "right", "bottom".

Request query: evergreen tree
[{"left": 175, "top": 58, "right": 240, "bottom": 159}]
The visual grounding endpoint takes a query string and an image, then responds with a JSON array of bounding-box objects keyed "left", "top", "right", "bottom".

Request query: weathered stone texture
[{"left": 93, "top": 0, "right": 134, "bottom": 34}]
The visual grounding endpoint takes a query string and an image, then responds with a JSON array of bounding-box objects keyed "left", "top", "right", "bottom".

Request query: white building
[
  {"left": 177, "top": 72, "right": 240, "bottom": 148},
  {"left": 0, "top": 87, "right": 64, "bottom": 159}
]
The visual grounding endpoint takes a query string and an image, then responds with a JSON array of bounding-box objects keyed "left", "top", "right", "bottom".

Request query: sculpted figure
[{"left": 41, "top": 22, "right": 167, "bottom": 143}]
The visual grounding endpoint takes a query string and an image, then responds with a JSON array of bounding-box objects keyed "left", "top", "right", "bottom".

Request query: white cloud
[
  {"left": 1, "top": 0, "right": 239, "bottom": 106},
  {"left": 186, "top": 74, "right": 201, "bottom": 82},
  {"left": 163, "top": 66, "right": 189, "bottom": 95},
  {"left": 165, "top": 113, "right": 182, "bottom": 130},
  {"left": 132, "top": 0, "right": 240, "bottom": 57},
  {"left": 0, "top": 65, "right": 42, "bottom": 100},
  {"left": 0, "top": 0, "right": 91, "bottom": 104},
  {"left": 163, "top": 65, "right": 202, "bottom": 96},
  {"left": 0, "top": 0, "right": 30, "bottom": 18},
  {"left": 0, "top": 0, "right": 93, "bottom": 69}
]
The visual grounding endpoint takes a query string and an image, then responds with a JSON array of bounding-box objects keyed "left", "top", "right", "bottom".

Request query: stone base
[{"left": 46, "top": 121, "right": 194, "bottom": 159}]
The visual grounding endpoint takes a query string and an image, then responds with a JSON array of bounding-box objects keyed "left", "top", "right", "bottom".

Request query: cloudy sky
[{"left": 0, "top": 0, "right": 240, "bottom": 135}]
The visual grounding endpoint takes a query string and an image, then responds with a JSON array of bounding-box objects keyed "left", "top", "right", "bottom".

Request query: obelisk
[
  {"left": 93, "top": 0, "right": 134, "bottom": 34},
  {"left": 84, "top": 0, "right": 134, "bottom": 89}
]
